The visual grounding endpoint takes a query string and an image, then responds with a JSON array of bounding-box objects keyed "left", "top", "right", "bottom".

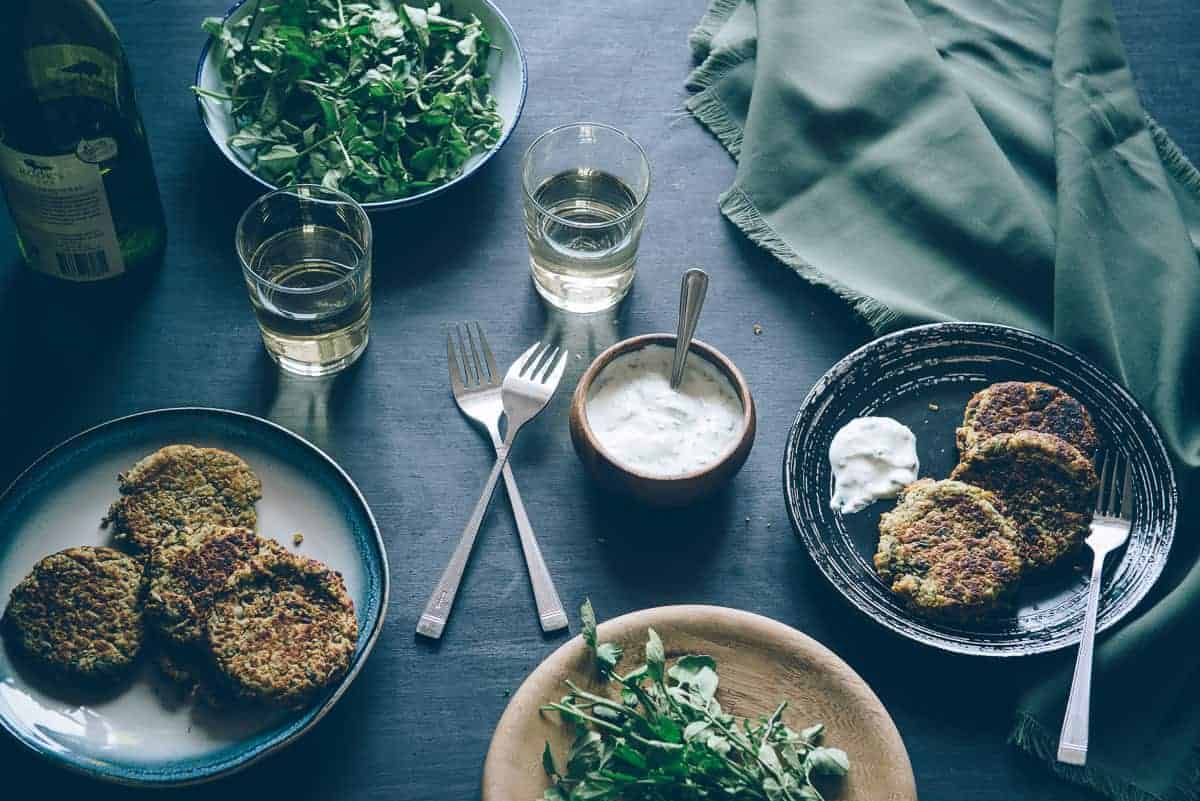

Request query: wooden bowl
[{"left": 568, "top": 333, "right": 756, "bottom": 506}]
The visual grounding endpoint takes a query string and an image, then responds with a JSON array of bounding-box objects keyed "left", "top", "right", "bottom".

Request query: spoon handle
[{"left": 670, "top": 268, "right": 709, "bottom": 389}]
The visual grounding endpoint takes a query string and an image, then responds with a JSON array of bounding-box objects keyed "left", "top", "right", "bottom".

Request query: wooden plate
[{"left": 481, "top": 605, "right": 916, "bottom": 801}]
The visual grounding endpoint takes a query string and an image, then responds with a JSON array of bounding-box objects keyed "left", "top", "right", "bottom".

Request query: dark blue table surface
[{"left": 0, "top": 1, "right": 1196, "bottom": 798}]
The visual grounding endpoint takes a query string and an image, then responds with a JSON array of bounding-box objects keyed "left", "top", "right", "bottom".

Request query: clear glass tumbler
[
  {"left": 522, "top": 123, "right": 651, "bottom": 313},
  {"left": 236, "top": 185, "right": 372, "bottom": 376}
]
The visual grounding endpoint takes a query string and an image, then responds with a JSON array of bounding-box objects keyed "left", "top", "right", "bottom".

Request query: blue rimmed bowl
[
  {"left": 0, "top": 408, "right": 389, "bottom": 785},
  {"left": 195, "top": 0, "right": 528, "bottom": 211}
]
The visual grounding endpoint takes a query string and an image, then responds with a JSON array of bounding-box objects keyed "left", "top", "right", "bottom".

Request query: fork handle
[
  {"left": 417, "top": 443, "right": 512, "bottom": 639},
  {"left": 497, "top": 453, "right": 568, "bottom": 632},
  {"left": 1057, "top": 553, "right": 1106, "bottom": 765}
]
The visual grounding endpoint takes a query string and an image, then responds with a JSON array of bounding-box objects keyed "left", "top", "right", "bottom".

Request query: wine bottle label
[
  {"left": 76, "top": 137, "right": 120, "bottom": 164},
  {"left": 0, "top": 142, "right": 125, "bottom": 281},
  {"left": 24, "top": 45, "right": 119, "bottom": 103}
]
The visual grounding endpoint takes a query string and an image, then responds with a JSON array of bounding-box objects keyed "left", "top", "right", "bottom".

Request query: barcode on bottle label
[
  {"left": 0, "top": 142, "right": 125, "bottom": 281},
  {"left": 55, "top": 250, "right": 110, "bottom": 278}
]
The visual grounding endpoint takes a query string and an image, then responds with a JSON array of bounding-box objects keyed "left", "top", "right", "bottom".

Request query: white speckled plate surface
[
  {"left": 784, "top": 323, "right": 1176, "bottom": 657},
  {"left": 0, "top": 408, "right": 388, "bottom": 785}
]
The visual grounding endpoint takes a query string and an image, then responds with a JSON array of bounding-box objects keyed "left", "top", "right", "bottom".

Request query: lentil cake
[
  {"left": 956, "top": 381, "right": 1099, "bottom": 458},
  {"left": 2, "top": 546, "right": 146, "bottom": 683},
  {"left": 205, "top": 550, "right": 357, "bottom": 707},
  {"left": 104, "top": 444, "right": 263, "bottom": 555},
  {"left": 146, "top": 524, "right": 287, "bottom": 647},
  {"left": 875, "top": 479, "right": 1024, "bottom": 617},
  {"left": 950, "top": 430, "right": 1099, "bottom": 568},
  {"left": 154, "top": 641, "right": 232, "bottom": 707}
]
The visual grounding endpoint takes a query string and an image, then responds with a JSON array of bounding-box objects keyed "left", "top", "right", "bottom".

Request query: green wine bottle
[{"left": 0, "top": 0, "right": 166, "bottom": 283}]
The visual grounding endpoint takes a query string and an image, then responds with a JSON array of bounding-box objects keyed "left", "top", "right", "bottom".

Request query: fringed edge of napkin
[
  {"left": 684, "top": 0, "right": 900, "bottom": 334},
  {"left": 684, "top": 0, "right": 750, "bottom": 159},
  {"left": 686, "top": 82, "right": 901, "bottom": 332},
  {"left": 716, "top": 186, "right": 901, "bottom": 333},
  {"left": 1147, "top": 116, "right": 1200, "bottom": 198},
  {"left": 1011, "top": 712, "right": 1200, "bottom": 801},
  {"left": 687, "top": 0, "right": 741, "bottom": 58},
  {"left": 684, "top": 52, "right": 750, "bottom": 159}
]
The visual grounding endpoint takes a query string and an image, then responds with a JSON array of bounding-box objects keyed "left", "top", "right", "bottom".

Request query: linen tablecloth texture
[{"left": 686, "top": 1, "right": 1200, "bottom": 799}]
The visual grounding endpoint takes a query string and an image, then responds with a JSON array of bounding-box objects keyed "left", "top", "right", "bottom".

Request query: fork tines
[
  {"left": 1094, "top": 451, "right": 1134, "bottom": 520},
  {"left": 517, "top": 341, "right": 567, "bottom": 383},
  {"left": 446, "top": 321, "right": 500, "bottom": 390}
]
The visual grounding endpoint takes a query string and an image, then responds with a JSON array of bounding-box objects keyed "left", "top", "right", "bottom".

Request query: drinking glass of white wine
[
  {"left": 236, "top": 185, "right": 372, "bottom": 377},
  {"left": 522, "top": 123, "right": 651, "bottom": 313}
]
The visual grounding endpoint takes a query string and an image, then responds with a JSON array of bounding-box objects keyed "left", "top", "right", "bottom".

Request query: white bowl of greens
[{"left": 195, "top": 0, "right": 527, "bottom": 210}]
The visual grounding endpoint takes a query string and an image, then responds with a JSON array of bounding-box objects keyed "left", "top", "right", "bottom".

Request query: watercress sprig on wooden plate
[{"left": 539, "top": 600, "right": 850, "bottom": 801}]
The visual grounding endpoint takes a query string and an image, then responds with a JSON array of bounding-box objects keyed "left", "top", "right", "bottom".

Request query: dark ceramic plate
[{"left": 783, "top": 323, "right": 1176, "bottom": 657}]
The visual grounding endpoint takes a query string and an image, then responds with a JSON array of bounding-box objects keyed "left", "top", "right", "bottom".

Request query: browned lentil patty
[
  {"left": 147, "top": 525, "right": 287, "bottom": 647},
  {"left": 951, "top": 431, "right": 1098, "bottom": 568},
  {"left": 155, "top": 643, "right": 202, "bottom": 687},
  {"left": 104, "top": 445, "right": 262, "bottom": 555},
  {"left": 957, "top": 381, "right": 1099, "bottom": 458},
  {"left": 2, "top": 546, "right": 146, "bottom": 683},
  {"left": 153, "top": 641, "right": 233, "bottom": 707},
  {"left": 205, "top": 550, "right": 357, "bottom": 708},
  {"left": 875, "top": 479, "right": 1023, "bottom": 617}
]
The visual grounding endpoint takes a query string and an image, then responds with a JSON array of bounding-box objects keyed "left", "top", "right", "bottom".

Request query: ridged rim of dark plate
[
  {"left": 194, "top": 0, "right": 529, "bottom": 211},
  {"left": 783, "top": 323, "right": 1177, "bottom": 657},
  {"left": 0, "top": 407, "right": 390, "bottom": 785}
]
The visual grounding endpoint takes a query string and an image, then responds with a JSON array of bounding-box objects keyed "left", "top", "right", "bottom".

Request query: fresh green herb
[
  {"left": 195, "top": 0, "right": 503, "bottom": 202},
  {"left": 582, "top": 598, "right": 623, "bottom": 677},
  {"left": 539, "top": 602, "right": 850, "bottom": 801}
]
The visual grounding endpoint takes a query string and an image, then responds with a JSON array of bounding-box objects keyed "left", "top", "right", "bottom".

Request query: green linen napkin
[{"left": 686, "top": 1, "right": 1200, "bottom": 799}]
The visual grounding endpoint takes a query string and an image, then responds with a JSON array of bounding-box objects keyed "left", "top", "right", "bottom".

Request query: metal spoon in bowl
[{"left": 670, "top": 268, "right": 710, "bottom": 389}]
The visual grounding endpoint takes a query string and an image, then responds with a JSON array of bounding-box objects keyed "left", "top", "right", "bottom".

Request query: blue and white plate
[
  {"left": 0, "top": 408, "right": 389, "bottom": 786},
  {"left": 195, "top": 0, "right": 528, "bottom": 211}
]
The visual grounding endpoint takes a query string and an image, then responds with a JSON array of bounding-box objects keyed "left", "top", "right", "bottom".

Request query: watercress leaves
[
  {"left": 644, "top": 628, "right": 665, "bottom": 683},
  {"left": 195, "top": 0, "right": 502, "bottom": 202},
  {"left": 668, "top": 654, "right": 719, "bottom": 700},
  {"left": 581, "top": 598, "right": 599, "bottom": 648},
  {"left": 806, "top": 747, "right": 851, "bottom": 779},
  {"left": 594, "top": 642, "right": 623, "bottom": 676},
  {"left": 581, "top": 598, "right": 623, "bottom": 677},
  {"left": 537, "top": 602, "right": 851, "bottom": 800}
]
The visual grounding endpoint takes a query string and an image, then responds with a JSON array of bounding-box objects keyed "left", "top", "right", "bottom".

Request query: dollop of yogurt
[
  {"left": 828, "top": 416, "right": 919, "bottom": 514},
  {"left": 586, "top": 344, "right": 745, "bottom": 478}
]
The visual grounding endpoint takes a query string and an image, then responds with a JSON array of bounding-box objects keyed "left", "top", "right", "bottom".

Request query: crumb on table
[
  {"left": 928, "top": 402, "right": 940, "bottom": 411},
  {"left": 753, "top": 323, "right": 763, "bottom": 336},
  {"left": 292, "top": 532, "right": 304, "bottom": 546}
]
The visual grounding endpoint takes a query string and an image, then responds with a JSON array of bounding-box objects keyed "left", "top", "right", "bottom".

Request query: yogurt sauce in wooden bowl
[{"left": 585, "top": 344, "right": 745, "bottom": 478}]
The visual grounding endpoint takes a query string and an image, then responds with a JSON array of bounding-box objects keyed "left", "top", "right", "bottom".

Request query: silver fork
[
  {"left": 1057, "top": 453, "right": 1133, "bottom": 766},
  {"left": 417, "top": 340, "right": 569, "bottom": 640},
  {"left": 444, "top": 322, "right": 567, "bottom": 633}
]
